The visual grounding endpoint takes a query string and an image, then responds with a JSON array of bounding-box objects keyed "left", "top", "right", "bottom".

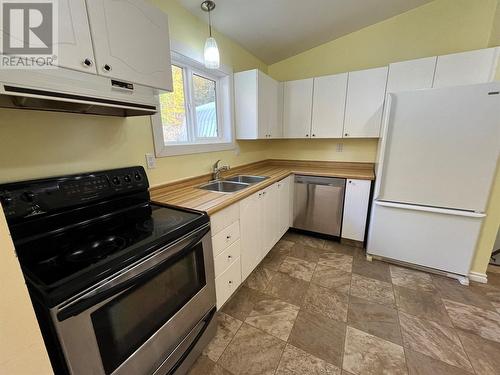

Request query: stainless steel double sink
[{"left": 198, "top": 175, "right": 269, "bottom": 193}]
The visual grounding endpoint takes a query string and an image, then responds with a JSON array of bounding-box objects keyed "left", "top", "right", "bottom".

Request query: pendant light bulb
[
  {"left": 204, "top": 36, "right": 220, "bottom": 69},
  {"left": 201, "top": 1, "right": 220, "bottom": 69}
]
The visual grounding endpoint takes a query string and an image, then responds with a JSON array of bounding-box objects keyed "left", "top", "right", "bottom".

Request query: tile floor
[{"left": 188, "top": 231, "right": 500, "bottom": 375}]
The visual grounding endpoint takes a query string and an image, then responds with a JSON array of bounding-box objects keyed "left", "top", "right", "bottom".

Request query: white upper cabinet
[
  {"left": 433, "top": 47, "right": 499, "bottom": 88},
  {"left": 283, "top": 78, "right": 314, "bottom": 138},
  {"left": 234, "top": 69, "right": 282, "bottom": 139},
  {"left": 386, "top": 56, "right": 437, "bottom": 93},
  {"left": 85, "top": 0, "right": 173, "bottom": 91},
  {"left": 343, "top": 66, "right": 388, "bottom": 138},
  {"left": 311, "top": 73, "right": 348, "bottom": 138},
  {"left": 57, "top": 0, "right": 96, "bottom": 74}
]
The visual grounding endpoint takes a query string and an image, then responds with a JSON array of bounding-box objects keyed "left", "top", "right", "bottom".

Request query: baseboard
[{"left": 468, "top": 271, "right": 488, "bottom": 284}]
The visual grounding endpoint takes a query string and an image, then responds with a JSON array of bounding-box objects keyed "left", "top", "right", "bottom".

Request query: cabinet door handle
[
  {"left": 305, "top": 134, "right": 309, "bottom": 137},
  {"left": 312, "top": 134, "right": 316, "bottom": 137},
  {"left": 103, "top": 64, "right": 112, "bottom": 72},
  {"left": 228, "top": 280, "right": 233, "bottom": 285},
  {"left": 344, "top": 133, "right": 349, "bottom": 137},
  {"left": 226, "top": 235, "right": 231, "bottom": 239},
  {"left": 228, "top": 255, "right": 233, "bottom": 259},
  {"left": 83, "top": 58, "right": 93, "bottom": 67}
]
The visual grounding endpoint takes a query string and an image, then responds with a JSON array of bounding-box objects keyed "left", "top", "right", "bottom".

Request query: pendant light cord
[{"left": 208, "top": 8, "right": 212, "bottom": 37}]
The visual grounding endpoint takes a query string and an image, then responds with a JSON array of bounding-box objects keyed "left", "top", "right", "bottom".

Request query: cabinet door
[
  {"left": 235, "top": 70, "right": 259, "bottom": 139},
  {"left": 240, "top": 192, "right": 263, "bottom": 280},
  {"left": 386, "top": 56, "right": 437, "bottom": 93},
  {"left": 342, "top": 179, "right": 371, "bottom": 241},
  {"left": 85, "top": 0, "right": 173, "bottom": 90},
  {"left": 262, "top": 184, "right": 280, "bottom": 256},
  {"left": 433, "top": 47, "right": 499, "bottom": 88},
  {"left": 277, "top": 178, "right": 291, "bottom": 237},
  {"left": 265, "top": 75, "right": 283, "bottom": 138},
  {"left": 56, "top": 0, "right": 96, "bottom": 73},
  {"left": 344, "top": 67, "right": 388, "bottom": 138},
  {"left": 283, "top": 79, "right": 314, "bottom": 138},
  {"left": 311, "top": 73, "right": 347, "bottom": 138}
]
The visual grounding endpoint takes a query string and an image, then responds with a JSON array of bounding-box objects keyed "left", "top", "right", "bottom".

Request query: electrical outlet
[
  {"left": 336, "top": 143, "right": 343, "bottom": 152},
  {"left": 145, "top": 153, "right": 156, "bottom": 169}
]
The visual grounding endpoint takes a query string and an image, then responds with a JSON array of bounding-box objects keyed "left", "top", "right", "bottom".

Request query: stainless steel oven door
[{"left": 51, "top": 224, "right": 215, "bottom": 375}]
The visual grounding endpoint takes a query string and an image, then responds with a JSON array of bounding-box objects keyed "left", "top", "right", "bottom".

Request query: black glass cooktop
[{"left": 16, "top": 203, "right": 206, "bottom": 288}]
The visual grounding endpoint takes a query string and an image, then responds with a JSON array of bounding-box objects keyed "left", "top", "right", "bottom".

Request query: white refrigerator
[{"left": 367, "top": 82, "right": 500, "bottom": 281}]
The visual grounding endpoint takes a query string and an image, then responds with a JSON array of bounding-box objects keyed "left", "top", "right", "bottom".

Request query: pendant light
[{"left": 201, "top": 0, "right": 220, "bottom": 69}]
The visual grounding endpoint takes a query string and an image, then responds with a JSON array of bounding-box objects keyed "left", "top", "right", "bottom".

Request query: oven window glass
[{"left": 91, "top": 242, "right": 206, "bottom": 375}]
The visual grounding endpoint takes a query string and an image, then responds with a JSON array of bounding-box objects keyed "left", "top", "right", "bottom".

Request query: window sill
[{"left": 154, "top": 141, "right": 235, "bottom": 157}]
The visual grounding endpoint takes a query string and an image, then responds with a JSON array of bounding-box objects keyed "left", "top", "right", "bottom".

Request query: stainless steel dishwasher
[{"left": 293, "top": 175, "right": 346, "bottom": 236}]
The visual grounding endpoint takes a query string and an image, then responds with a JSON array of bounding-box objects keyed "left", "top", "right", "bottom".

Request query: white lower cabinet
[
  {"left": 262, "top": 184, "right": 280, "bottom": 255},
  {"left": 277, "top": 176, "right": 292, "bottom": 236},
  {"left": 240, "top": 191, "right": 263, "bottom": 280},
  {"left": 215, "top": 257, "right": 241, "bottom": 309},
  {"left": 214, "top": 240, "right": 241, "bottom": 277},
  {"left": 342, "top": 179, "right": 371, "bottom": 242}
]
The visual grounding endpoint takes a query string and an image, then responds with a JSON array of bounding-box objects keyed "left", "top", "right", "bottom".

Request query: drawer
[
  {"left": 212, "top": 220, "right": 240, "bottom": 257},
  {"left": 215, "top": 257, "right": 241, "bottom": 309},
  {"left": 210, "top": 203, "right": 239, "bottom": 234},
  {"left": 214, "top": 239, "right": 241, "bottom": 277}
]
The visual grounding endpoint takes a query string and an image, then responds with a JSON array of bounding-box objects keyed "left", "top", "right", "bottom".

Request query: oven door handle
[{"left": 57, "top": 225, "right": 210, "bottom": 321}]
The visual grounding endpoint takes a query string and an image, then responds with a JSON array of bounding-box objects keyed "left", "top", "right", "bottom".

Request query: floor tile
[
  {"left": 469, "top": 282, "right": 500, "bottom": 311},
  {"left": 283, "top": 231, "right": 325, "bottom": 248},
  {"left": 204, "top": 312, "right": 243, "bottom": 362},
  {"left": 245, "top": 298, "right": 299, "bottom": 340},
  {"left": 487, "top": 272, "right": 500, "bottom": 288},
  {"left": 265, "top": 272, "right": 309, "bottom": 306},
  {"left": 405, "top": 349, "right": 471, "bottom": 375},
  {"left": 187, "top": 355, "right": 233, "bottom": 375},
  {"left": 390, "top": 266, "right": 435, "bottom": 292},
  {"left": 289, "top": 243, "right": 324, "bottom": 262},
  {"left": 343, "top": 326, "right": 407, "bottom": 375},
  {"left": 278, "top": 256, "right": 316, "bottom": 282},
  {"left": 399, "top": 312, "right": 473, "bottom": 372},
  {"left": 261, "top": 240, "right": 294, "bottom": 271},
  {"left": 222, "top": 286, "right": 274, "bottom": 321},
  {"left": 443, "top": 299, "right": 500, "bottom": 343},
  {"left": 317, "top": 253, "right": 353, "bottom": 273},
  {"left": 288, "top": 310, "right": 346, "bottom": 367},
  {"left": 323, "top": 241, "right": 365, "bottom": 259},
  {"left": 432, "top": 275, "right": 495, "bottom": 310},
  {"left": 394, "top": 286, "right": 452, "bottom": 326},
  {"left": 303, "top": 283, "right": 349, "bottom": 322},
  {"left": 244, "top": 265, "right": 276, "bottom": 292},
  {"left": 350, "top": 274, "right": 395, "bottom": 307},
  {"left": 275, "top": 344, "right": 341, "bottom": 375},
  {"left": 311, "top": 264, "right": 351, "bottom": 294},
  {"left": 352, "top": 257, "right": 391, "bottom": 283},
  {"left": 457, "top": 329, "right": 500, "bottom": 375},
  {"left": 218, "top": 323, "right": 286, "bottom": 375},
  {"left": 348, "top": 295, "right": 402, "bottom": 345}
]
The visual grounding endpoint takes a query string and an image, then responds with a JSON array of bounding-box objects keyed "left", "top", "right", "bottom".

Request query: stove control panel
[{"left": 0, "top": 166, "right": 149, "bottom": 221}]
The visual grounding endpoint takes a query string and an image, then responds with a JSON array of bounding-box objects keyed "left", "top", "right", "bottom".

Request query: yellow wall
[
  {"left": 0, "top": 205, "right": 52, "bottom": 374},
  {"left": 0, "top": 0, "right": 269, "bottom": 187}
]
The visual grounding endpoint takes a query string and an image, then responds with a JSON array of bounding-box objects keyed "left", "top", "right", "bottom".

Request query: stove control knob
[
  {"left": 112, "top": 177, "right": 121, "bottom": 185},
  {"left": 123, "top": 174, "right": 131, "bottom": 183},
  {"left": 134, "top": 172, "right": 142, "bottom": 181},
  {"left": 21, "top": 191, "right": 35, "bottom": 203}
]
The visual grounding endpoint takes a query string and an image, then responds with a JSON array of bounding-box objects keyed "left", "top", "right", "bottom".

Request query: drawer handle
[
  {"left": 228, "top": 280, "right": 233, "bottom": 285},
  {"left": 228, "top": 255, "right": 233, "bottom": 259},
  {"left": 226, "top": 235, "right": 231, "bottom": 239}
]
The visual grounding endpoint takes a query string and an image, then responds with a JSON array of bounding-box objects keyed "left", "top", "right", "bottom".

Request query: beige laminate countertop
[{"left": 151, "top": 160, "right": 375, "bottom": 215}]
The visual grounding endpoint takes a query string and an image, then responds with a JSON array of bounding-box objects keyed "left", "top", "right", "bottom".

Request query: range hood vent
[{"left": 0, "top": 68, "right": 159, "bottom": 117}]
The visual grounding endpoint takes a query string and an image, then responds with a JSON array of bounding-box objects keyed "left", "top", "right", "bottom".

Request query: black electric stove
[{"left": 0, "top": 166, "right": 209, "bottom": 307}]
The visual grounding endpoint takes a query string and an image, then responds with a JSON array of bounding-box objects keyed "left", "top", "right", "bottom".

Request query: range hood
[{"left": 0, "top": 68, "right": 158, "bottom": 117}]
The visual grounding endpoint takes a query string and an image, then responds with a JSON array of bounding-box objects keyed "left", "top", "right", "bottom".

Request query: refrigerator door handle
[{"left": 375, "top": 200, "right": 486, "bottom": 218}]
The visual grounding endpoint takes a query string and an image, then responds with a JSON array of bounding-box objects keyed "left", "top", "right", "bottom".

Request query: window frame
[{"left": 151, "top": 51, "right": 235, "bottom": 157}]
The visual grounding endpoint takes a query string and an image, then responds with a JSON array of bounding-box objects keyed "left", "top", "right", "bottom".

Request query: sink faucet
[{"left": 212, "top": 160, "right": 230, "bottom": 180}]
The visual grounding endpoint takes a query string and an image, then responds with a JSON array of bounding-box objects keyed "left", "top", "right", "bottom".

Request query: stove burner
[{"left": 65, "top": 235, "right": 127, "bottom": 263}]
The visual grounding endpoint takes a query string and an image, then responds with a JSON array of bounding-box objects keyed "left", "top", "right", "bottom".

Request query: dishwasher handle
[{"left": 294, "top": 175, "right": 346, "bottom": 188}]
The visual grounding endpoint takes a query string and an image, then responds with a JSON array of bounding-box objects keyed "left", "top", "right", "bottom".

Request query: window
[{"left": 152, "top": 52, "right": 234, "bottom": 157}]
